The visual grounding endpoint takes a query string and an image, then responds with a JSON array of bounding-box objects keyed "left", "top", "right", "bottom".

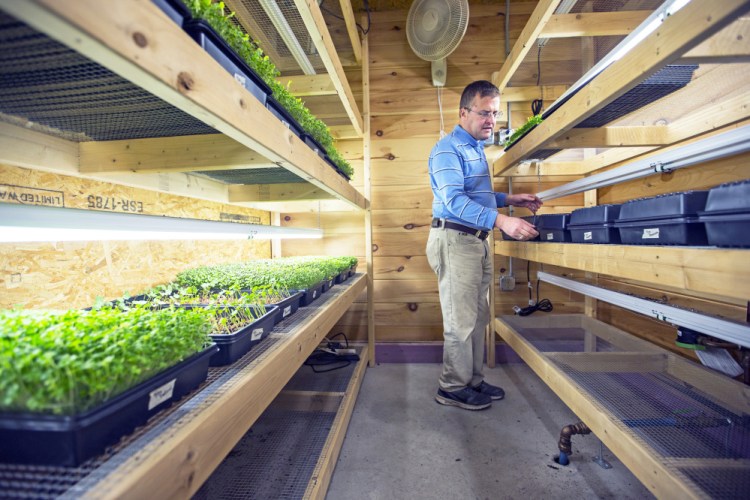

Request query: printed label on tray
[
  {"left": 283, "top": 305, "right": 292, "bottom": 317},
  {"left": 251, "top": 328, "right": 264, "bottom": 341},
  {"left": 584, "top": 231, "right": 592, "bottom": 240},
  {"left": 313, "top": 290, "right": 318, "bottom": 298},
  {"left": 148, "top": 379, "right": 176, "bottom": 410},
  {"left": 642, "top": 228, "right": 660, "bottom": 239},
  {"left": 546, "top": 233, "right": 553, "bottom": 240},
  {"left": 234, "top": 73, "right": 247, "bottom": 88}
]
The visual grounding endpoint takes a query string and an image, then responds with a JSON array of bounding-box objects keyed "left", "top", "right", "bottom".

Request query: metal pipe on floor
[{"left": 556, "top": 421, "right": 591, "bottom": 466}]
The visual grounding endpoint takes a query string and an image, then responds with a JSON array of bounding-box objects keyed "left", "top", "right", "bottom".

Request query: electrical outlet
[{"left": 500, "top": 275, "right": 516, "bottom": 291}]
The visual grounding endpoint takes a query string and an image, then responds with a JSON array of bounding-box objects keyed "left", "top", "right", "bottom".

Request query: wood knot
[
  {"left": 391, "top": 71, "right": 397, "bottom": 76},
  {"left": 177, "top": 72, "right": 194, "bottom": 93},
  {"left": 372, "top": 243, "right": 379, "bottom": 252},
  {"left": 239, "top": 98, "right": 247, "bottom": 109},
  {"left": 408, "top": 303, "right": 418, "bottom": 312},
  {"left": 386, "top": 153, "right": 396, "bottom": 161},
  {"left": 284, "top": 215, "right": 291, "bottom": 221},
  {"left": 393, "top": 25, "right": 401, "bottom": 31},
  {"left": 403, "top": 223, "right": 414, "bottom": 230},
  {"left": 397, "top": 266, "right": 405, "bottom": 272},
  {"left": 376, "top": 130, "right": 384, "bottom": 137},
  {"left": 132, "top": 31, "right": 148, "bottom": 48}
]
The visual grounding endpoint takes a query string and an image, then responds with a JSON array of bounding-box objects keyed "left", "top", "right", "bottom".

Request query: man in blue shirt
[{"left": 427, "top": 80, "right": 542, "bottom": 410}]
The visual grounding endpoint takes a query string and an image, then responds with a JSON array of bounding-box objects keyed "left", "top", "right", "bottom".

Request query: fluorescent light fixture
[
  {"left": 0, "top": 203, "right": 323, "bottom": 242},
  {"left": 538, "top": 271, "right": 750, "bottom": 348},
  {"left": 257, "top": 0, "right": 316, "bottom": 75},
  {"left": 543, "top": 0, "right": 692, "bottom": 119},
  {"left": 535, "top": 123, "right": 750, "bottom": 201}
]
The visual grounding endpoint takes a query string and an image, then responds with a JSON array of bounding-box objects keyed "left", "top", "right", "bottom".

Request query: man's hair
[{"left": 459, "top": 80, "right": 500, "bottom": 110}]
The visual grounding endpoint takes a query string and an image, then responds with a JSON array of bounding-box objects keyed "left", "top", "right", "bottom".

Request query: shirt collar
[{"left": 453, "top": 124, "right": 483, "bottom": 149}]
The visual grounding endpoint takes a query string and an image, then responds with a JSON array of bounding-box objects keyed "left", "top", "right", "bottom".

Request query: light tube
[
  {"left": 535, "top": 123, "right": 750, "bottom": 201},
  {"left": 0, "top": 203, "right": 323, "bottom": 242},
  {"left": 538, "top": 271, "right": 750, "bottom": 348}
]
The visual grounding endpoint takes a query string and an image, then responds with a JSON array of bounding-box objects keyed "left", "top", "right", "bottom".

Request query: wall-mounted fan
[{"left": 406, "top": 0, "right": 469, "bottom": 87}]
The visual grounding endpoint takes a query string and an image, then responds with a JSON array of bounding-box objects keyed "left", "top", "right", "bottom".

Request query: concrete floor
[{"left": 326, "top": 363, "right": 654, "bottom": 500}]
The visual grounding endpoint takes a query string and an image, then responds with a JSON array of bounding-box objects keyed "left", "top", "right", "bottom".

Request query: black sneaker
[
  {"left": 435, "top": 387, "right": 492, "bottom": 410},
  {"left": 472, "top": 381, "right": 505, "bottom": 400}
]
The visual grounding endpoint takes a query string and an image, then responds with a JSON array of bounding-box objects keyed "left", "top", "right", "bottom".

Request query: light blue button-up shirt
[{"left": 429, "top": 125, "right": 507, "bottom": 231}]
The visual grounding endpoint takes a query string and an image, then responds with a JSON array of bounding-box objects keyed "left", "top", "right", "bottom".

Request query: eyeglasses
[{"left": 464, "top": 108, "right": 500, "bottom": 120}]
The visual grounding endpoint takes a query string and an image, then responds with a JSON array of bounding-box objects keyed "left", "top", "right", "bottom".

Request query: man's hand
[
  {"left": 506, "top": 193, "right": 543, "bottom": 212},
  {"left": 494, "top": 214, "right": 539, "bottom": 241}
]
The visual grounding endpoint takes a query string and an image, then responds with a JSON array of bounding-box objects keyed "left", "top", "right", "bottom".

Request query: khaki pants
[{"left": 426, "top": 226, "right": 492, "bottom": 392}]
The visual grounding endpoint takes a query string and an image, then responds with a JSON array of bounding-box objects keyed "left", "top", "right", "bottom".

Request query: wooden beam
[
  {"left": 492, "top": 0, "right": 561, "bottom": 92},
  {"left": 494, "top": 0, "right": 750, "bottom": 175},
  {"left": 338, "top": 0, "right": 362, "bottom": 64},
  {"left": 495, "top": 241, "right": 750, "bottom": 299},
  {"left": 293, "top": 0, "right": 364, "bottom": 137},
  {"left": 546, "top": 126, "right": 670, "bottom": 148},
  {"left": 281, "top": 74, "right": 337, "bottom": 96},
  {"left": 679, "top": 17, "right": 750, "bottom": 64},
  {"left": 79, "top": 134, "right": 274, "bottom": 173},
  {"left": 363, "top": 28, "right": 375, "bottom": 367},
  {"left": 229, "top": 183, "right": 332, "bottom": 202},
  {"left": 501, "top": 85, "right": 569, "bottom": 102},
  {"left": 540, "top": 11, "right": 650, "bottom": 38},
  {"left": 224, "top": 0, "right": 289, "bottom": 72},
  {"left": 329, "top": 125, "right": 360, "bottom": 140}
]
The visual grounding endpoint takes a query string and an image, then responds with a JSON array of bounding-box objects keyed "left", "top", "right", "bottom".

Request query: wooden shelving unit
[
  {"left": 492, "top": 1, "right": 750, "bottom": 497},
  {"left": 0, "top": 0, "right": 371, "bottom": 497}
]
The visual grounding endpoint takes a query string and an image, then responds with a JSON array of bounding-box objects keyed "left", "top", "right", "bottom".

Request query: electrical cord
[
  {"left": 320, "top": 0, "right": 371, "bottom": 35},
  {"left": 514, "top": 261, "right": 553, "bottom": 316},
  {"left": 303, "top": 332, "right": 358, "bottom": 373}
]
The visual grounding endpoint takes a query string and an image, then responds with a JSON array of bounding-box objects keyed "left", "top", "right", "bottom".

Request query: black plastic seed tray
[
  {"left": 569, "top": 223, "right": 621, "bottom": 244},
  {"left": 536, "top": 213, "right": 571, "bottom": 243},
  {"left": 0, "top": 345, "right": 217, "bottom": 466},
  {"left": 271, "top": 291, "right": 304, "bottom": 325},
  {"left": 206, "top": 305, "right": 278, "bottom": 366},
  {"left": 152, "top": 0, "right": 191, "bottom": 26},
  {"left": 301, "top": 133, "right": 326, "bottom": 158},
  {"left": 297, "top": 281, "right": 325, "bottom": 306},
  {"left": 616, "top": 217, "right": 707, "bottom": 245},
  {"left": 570, "top": 204, "right": 621, "bottom": 225},
  {"left": 617, "top": 191, "right": 708, "bottom": 222},
  {"left": 701, "top": 179, "right": 750, "bottom": 215},
  {"left": 502, "top": 216, "right": 540, "bottom": 241},
  {"left": 699, "top": 213, "right": 750, "bottom": 248},
  {"left": 322, "top": 277, "right": 336, "bottom": 293},
  {"left": 266, "top": 96, "right": 304, "bottom": 138},
  {"left": 183, "top": 20, "right": 272, "bottom": 105}
]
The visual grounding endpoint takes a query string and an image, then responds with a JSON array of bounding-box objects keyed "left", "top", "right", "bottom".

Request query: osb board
[{"left": 0, "top": 164, "right": 271, "bottom": 309}]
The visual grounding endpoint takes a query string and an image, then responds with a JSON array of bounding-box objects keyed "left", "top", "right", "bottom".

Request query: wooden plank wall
[{"left": 0, "top": 164, "right": 271, "bottom": 309}]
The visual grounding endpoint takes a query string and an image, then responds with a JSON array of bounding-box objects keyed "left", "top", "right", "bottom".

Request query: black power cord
[
  {"left": 303, "top": 332, "right": 359, "bottom": 373},
  {"left": 513, "top": 262, "right": 553, "bottom": 316}
]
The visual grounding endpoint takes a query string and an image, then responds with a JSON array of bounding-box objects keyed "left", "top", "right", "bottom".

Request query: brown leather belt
[{"left": 431, "top": 218, "right": 489, "bottom": 240}]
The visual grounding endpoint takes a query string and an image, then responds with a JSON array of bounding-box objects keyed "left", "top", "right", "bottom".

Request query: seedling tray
[
  {"left": 208, "top": 305, "right": 278, "bottom": 366},
  {"left": 270, "top": 291, "right": 304, "bottom": 325},
  {"left": 348, "top": 265, "right": 358, "bottom": 278},
  {"left": 536, "top": 214, "right": 570, "bottom": 242},
  {"left": 297, "top": 281, "right": 325, "bottom": 306},
  {"left": 568, "top": 223, "right": 621, "bottom": 244},
  {"left": 615, "top": 217, "right": 707, "bottom": 245},
  {"left": 335, "top": 270, "right": 349, "bottom": 284},
  {"left": 617, "top": 191, "right": 708, "bottom": 222},
  {"left": 152, "top": 0, "right": 191, "bottom": 26},
  {"left": 0, "top": 345, "right": 217, "bottom": 466},
  {"left": 699, "top": 213, "right": 750, "bottom": 248},
  {"left": 502, "top": 216, "right": 541, "bottom": 241},
  {"left": 701, "top": 179, "right": 750, "bottom": 215},
  {"left": 183, "top": 20, "right": 271, "bottom": 105},
  {"left": 569, "top": 204, "right": 621, "bottom": 225},
  {"left": 301, "top": 133, "right": 326, "bottom": 158},
  {"left": 322, "top": 277, "right": 336, "bottom": 293},
  {"left": 265, "top": 96, "right": 303, "bottom": 137}
]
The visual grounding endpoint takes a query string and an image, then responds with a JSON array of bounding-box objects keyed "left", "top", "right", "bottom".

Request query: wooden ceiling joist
[
  {"left": 229, "top": 183, "right": 331, "bottom": 202},
  {"left": 679, "top": 17, "right": 750, "bottom": 64},
  {"left": 338, "top": 0, "right": 362, "bottom": 64},
  {"left": 539, "top": 10, "right": 650, "bottom": 39},
  {"left": 282, "top": 74, "right": 338, "bottom": 96},
  {"left": 502, "top": 85, "right": 569, "bottom": 102},
  {"left": 294, "top": 0, "right": 364, "bottom": 137},
  {"left": 79, "top": 134, "right": 274, "bottom": 174},
  {"left": 492, "top": 0, "right": 561, "bottom": 92},
  {"left": 494, "top": 0, "right": 750, "bottom": 175}
]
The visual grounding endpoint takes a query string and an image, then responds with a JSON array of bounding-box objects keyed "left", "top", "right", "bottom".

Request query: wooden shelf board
[
  {"left": 80, "top": 274, "right": 367, "bottom": 499},
  {"left": 495, "top": 241, "right": 750, "bottom": 299}
]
